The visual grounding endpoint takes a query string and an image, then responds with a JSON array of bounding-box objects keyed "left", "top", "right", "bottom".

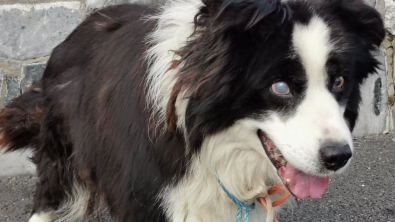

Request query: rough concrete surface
[
  {"left": 0, "top": 176, "right": 35, "bottom": 222},
  {"left": 0, "top": 2, "right": 82, "bottom": 60},
  {"left": 0, "top": 135, "right": 394, "bottom": 222}
]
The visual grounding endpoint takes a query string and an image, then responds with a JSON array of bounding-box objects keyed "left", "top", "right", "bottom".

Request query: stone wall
[
  {"left": 354, "top": 0, "right": 395, "bottom": 135},
  {"left": 0, "top": 0, "right": 394, "bottom": 136}
]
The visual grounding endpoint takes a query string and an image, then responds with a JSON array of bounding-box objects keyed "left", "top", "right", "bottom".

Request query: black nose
[{"left": 320, "top": 143, "right": 352, "bottom": 171}]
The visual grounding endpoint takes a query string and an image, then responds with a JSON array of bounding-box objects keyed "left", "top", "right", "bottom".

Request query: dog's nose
[{"left": 319, "top": 143, "right": 352, "bottom": 171}]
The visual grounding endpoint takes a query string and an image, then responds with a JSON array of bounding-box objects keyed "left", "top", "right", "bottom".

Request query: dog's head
[{"left": 154, "top": 0, "right": 384, "bottom": 200}]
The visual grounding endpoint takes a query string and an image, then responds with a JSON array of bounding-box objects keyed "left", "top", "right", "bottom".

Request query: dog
[{"left": 0, "top": 0, "right": 384, "bottom": 221}]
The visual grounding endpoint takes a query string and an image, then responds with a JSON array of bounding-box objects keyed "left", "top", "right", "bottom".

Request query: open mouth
[{"left": 258, "top": 130, "right": 330, "bottom": 199}]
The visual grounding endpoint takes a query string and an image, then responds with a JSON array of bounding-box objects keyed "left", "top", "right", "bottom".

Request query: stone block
[
  {"left": 0, "top": 59, "right": 22, "bottom": 77},
  {"left": 5, "top": 76, "right": 21, "bottom": 105},
  {"left": 388, "top": 100, "right": 395, "bottom": 132},
  {"left": 386, "top": 46, "right": 394, "bottom": 56},
  {"left": 383, "top": 0, "right": 395, "bottom": 35},
  {"left": 389, "top": 83, "right": 395, "bottom": 96},
  {"left": 375, "top": 0, "right": 385, "bottom": 16},
  {"left": 86, "top": 0, "right": 162, "bottom": 14},
  {"left": 21, "top": 63, "right": 46, "bottom": 94},
  {"left": 392, "top": 106, "right": 395, "bottom": 130},
  {"left": 0, "top": 2, "right": 82, "bottom": 60},
  {"left": 353, "top": 50, "right": 389, "bottom": 136},
  {"left": 382, "top": 38, "right": 392, "bottom": 49},
  {"left": 87, "top": 0, "right": 141, "bottom": 14},
  {"left": 0, "top": 70, "right": 4, "bottom": 99},
  {"left": 390, "top": 106, "right": 395, "bottom": 126},
  {"left": 364, "top": 0, "right": 376, "bottom": 7}
]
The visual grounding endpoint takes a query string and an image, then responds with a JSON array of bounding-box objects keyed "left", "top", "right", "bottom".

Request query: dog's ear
[
  {"left": 319, "top": 0, "right": 385, "bottom": 82},
  {"left": 334, "top": 0, "right": 384, "bottom": 50},
  {"left": 201, "top": 0, "right": 290, "bottom": 31}
]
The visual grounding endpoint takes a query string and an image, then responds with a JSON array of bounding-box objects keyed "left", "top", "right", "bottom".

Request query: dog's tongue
[{"left": 278, "top": 164, "right": 329, "bottom": 199}]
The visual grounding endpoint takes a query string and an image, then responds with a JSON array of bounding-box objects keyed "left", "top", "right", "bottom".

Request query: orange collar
[{"left": 257, "top": 184, "right": 291, "bottom": 222}]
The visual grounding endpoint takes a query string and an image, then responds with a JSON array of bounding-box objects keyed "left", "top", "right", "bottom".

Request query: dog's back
[{"left": 0, "top": 4, "right": 184, "bottom": 222}]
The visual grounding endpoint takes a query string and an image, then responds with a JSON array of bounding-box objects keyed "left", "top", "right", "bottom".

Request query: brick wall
[{"left": 0, "top": 0, "right": 393, "bottom": 136}]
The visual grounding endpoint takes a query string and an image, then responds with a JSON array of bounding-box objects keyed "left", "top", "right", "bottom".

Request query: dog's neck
[
  {"left": 160, "top": 122, "right": 281, "bottom": 222},
  {"left": 160, "top": 158, "right": 277, "bottom": 222}
]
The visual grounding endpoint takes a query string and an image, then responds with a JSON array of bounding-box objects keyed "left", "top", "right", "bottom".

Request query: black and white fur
[{"left": 0, "top": 0, "right": 384, "bottom": 221}]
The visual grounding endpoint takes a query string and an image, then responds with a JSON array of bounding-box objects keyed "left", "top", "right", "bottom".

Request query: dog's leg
[
  {"left": 30, "top": 148, "right": 73, "bottom": 222},
  {"left": 30, "top": 111, "right": 75, "bottom": 222}
]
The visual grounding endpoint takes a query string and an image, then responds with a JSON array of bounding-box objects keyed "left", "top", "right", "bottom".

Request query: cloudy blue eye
[{"left": 271, "top": 82, "right": 290, "bottom": 96}]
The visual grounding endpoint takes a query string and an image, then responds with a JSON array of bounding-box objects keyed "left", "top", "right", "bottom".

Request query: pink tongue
[{"left": 278, "top": 164, "right": 329, "bottom": 199}]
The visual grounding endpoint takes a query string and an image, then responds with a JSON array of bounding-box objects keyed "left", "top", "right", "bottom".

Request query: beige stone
[
  {"left": 387, "top": 47, "right": 394, "bottom": 56},
  {"left": 0, "top": 59, "right": 22, "bottom": 77},
  {"left": 382, "top": 38, "right": 392, "bottom": 49},
  {"left": 388, "top": 67, "right": 393, "bottom": 79},
  {"left": 389, "top": 83, "right": 395, "bottom": 95}
]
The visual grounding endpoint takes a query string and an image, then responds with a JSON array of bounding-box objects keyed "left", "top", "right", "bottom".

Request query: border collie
[{"left": 0, "top": 0, "right": 384, "bottom": 221}]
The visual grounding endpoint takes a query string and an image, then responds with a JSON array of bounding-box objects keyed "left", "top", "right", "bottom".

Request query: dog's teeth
[
  {"left": 281, "top": 159, "right": 287, "bottom": 166},
  {"left": 286, "top": 179, "right": 291, "bottom": 186},
  {"left": 274, "top": 149, "right": 282, "bottom": 156}
]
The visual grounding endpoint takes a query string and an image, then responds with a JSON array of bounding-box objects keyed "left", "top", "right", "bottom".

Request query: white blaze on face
[
  {"left": 256, "top": 16, "right": 353, "bottom": 175},
  {"left": 293, "top": 17, "right": 331, "bottom": 86}
]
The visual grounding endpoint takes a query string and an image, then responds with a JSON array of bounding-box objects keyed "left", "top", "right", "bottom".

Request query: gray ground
[{"left": 0, "top": 135, "right": 394, "bottom": 222}]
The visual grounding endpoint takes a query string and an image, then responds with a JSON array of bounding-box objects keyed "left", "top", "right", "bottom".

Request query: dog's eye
[
  {"left": 271, "top": 82, "right": 290, "bottom": 96},
  {"left": 333, "top": 76, "right": 345, "bottom": 90}
]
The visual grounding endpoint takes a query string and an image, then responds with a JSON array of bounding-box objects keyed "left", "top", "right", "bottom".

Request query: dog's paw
[{"left": 29, "top": 211, "right": 54, "bottom": 222}]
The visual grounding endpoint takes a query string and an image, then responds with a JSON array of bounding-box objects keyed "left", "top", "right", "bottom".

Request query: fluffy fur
[{"left": 0, "top": 0, "right": 384, "bottom": 221}]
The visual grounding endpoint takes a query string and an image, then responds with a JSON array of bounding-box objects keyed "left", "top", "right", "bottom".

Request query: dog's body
[{"left": 0, "top": 0, "right": 384, "bottom": 221}]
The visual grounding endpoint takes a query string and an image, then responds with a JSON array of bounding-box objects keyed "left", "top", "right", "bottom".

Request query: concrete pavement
[
  {"left": 0, "top": 134, "right": 394, "bottom": 222},
  {"left": 0, "top": 150, "right": 35, "bottom": 178}
]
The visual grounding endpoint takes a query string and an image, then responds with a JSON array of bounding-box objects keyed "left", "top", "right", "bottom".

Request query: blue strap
[{"left": 215, "top": 175, "right": 255, "bottom": 222}]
